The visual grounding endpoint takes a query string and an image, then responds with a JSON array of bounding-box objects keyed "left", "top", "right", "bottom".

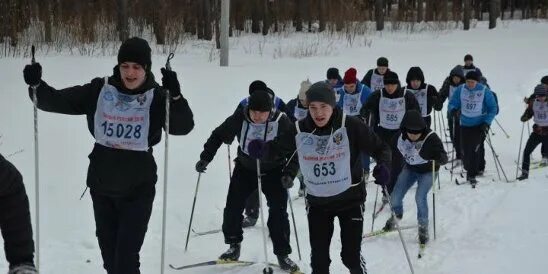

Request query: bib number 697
[{"left": 313, "top": 162, "right": 336, "bottom": 177}]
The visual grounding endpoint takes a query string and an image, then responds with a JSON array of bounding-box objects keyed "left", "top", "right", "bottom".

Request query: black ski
[{"left": 169, "top": 259, "right": 255, "bottom": 270}]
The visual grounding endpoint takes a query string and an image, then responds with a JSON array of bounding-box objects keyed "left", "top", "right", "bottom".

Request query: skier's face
[
  {"left": 410, "top": 80, "right": 421, "bottom": 89},
  {"left": 466, "top": 79, "right": 478, "bottom": 89},
  {"left": 377, "top": 66, "right": 388, "bottom": 75},
  {"left": 537, "top": 95, "right": 547, "bottom": 102},
  {"left": 249, "top": 110, "right": 270, "bottom": 124},
  {"left": 344, "top": 83, "right": 357, "bottom": 93},
  {"left": 309, "top": 102, "right": 333, "bottom": 128},
  {"left": 406, "top": 132, "right": 422, "bottom": 141},
  {"left": 385, "top": 83, "right": 398, "bottom": 94},
  {"left": 464, "top": 60, "right": 473, "bottom": 67},
  {"left": 451, "top": 76, "right": 461, "bottom": 85},
  {"left": 328, "top": 79, "right": 339, "bottom": 86},
  {"left": 120, "top": 62, "right": 146, "bottom": 90}
]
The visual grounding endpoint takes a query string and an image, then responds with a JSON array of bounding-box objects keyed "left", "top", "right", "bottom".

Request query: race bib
[
  {"left": 379, "top": 93, "right": 406, "bottom": 130},
  {"left": 342, "top": 91, "right": 363, "bottom": 116},
  {"left": 460, "top": 87, "right": 485, "bottom": 118},
  {"left": 240, "top": 115, "right": 281, "bottom": 155},
  {"left": 407, "top": 85, "right": 428, "bottom": 117},
  {"left": 397, "top": 132, "right": 434, "bottom": 165},
  {"left": 533, "top": 100, "right": 548, "bottom": 126},
  {"left": 370, "top": 72, "right": 384, "bottom": 92}
]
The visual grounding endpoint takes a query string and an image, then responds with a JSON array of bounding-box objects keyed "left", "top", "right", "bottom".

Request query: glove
[
  {"left": 247, "top": 139, "right": 268, "bottom": 159},
  {"left": 480, "top": 123, "right": 490, "bottom": 134},
  {"left": 23, "top": 63, "right": 42, "bottom": 86},
  {"left": 281, "top": 175, "right": 294, "bottom": 189},
  {"left": 372, "top": 164, "right": 390, "bottom": 186},
  {"left": 195, "top": 159, "right": 209, "bottom": 173},
  {"left": 161, "top": 68, "right": 182, "bottom": 98},
  {"left": 520, "top": 115, "right": 528, "bottom": 122}
]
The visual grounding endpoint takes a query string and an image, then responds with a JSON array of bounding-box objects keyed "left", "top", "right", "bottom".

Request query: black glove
[
  {"left": 248, "top": 139, "right": 268, "bottom": 159},
  {"left": 372, "top": 164, "right": 390, "bottom": 186},
  {"left": 281, "top": 175, "right": 294, "bottom": 189},
  {"left": 480, "top": 123, "right": 490, "bottom": 134},
  {"left": 520, "top": 115, "right": 528, "bottom": 122},
  {"left": 195, "top": 159, "right": 209, "bottom": 173},
  {"left": 23, "top": 63, "right": 42, "bottom": 86},
  {"left": 161, "top": 68, "right": 182, "bottom": 98}
]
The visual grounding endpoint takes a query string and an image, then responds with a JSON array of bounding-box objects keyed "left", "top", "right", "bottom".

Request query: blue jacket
[
  {"left": 448, "top": 83, "right": 498, "bottom": 127},
  {"left": 335, "top": 81, "right": 372, "bottom": 116}
]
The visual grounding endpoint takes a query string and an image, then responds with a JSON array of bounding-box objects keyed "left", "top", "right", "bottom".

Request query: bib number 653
[{"left": 313, "top": 162, "right": 336, "bottom": 177}]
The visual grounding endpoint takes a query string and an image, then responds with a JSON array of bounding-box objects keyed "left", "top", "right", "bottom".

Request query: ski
[
  {"left": 169, "top": 259, "right": 255, "bottom": 270},
  {"left": 418, "top": 244, "right": 426, "bottom": 259},
  {"left": 191, "top": 228, "right": 221, "bottom": 236},
  {"left": 363, "top": 225, "right": 417, "bottom": 238}
]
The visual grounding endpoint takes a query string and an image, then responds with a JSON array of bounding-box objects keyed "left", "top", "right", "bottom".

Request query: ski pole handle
[{"left": 165, "top": 52, "right": 174, "bottom": 71}]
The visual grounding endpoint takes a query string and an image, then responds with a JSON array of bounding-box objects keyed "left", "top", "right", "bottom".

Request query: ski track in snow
[{"left": 1, "top": 21, "right": 548, "bottom": 273}]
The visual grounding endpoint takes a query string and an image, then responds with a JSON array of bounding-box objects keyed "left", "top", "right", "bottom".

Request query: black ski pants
[
  {"left": 91, "top": 187, "right": 155, "bottom": 274},
  {"left": 521, "top": 132, "right": 548, "bottom": 172},
  {"left": 0, "top": 180, "right": 34, "bottom": 268},
  {"left": 448, "top": 116, "right": 463, "bottom": 160},
  {"left": 223, "top": 162, "right": 291, "bottom": 256},
  {"left": 307, "top": 205, "right": 366, "bottom": 274},
  {"left": 461, "top": 125, "right": 486, "bottom": 178}
]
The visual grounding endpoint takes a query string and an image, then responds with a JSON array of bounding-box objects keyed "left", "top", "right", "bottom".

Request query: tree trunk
[
  {"left": 295, "top": 0, "right": 304, "bottom": 31},
  {"left": 215, "top": 0, "right": 221, "bottom": 49},
  {"left": 376, "top": 0, "right": 384, "bottom": 31},
  {"left": 318, "top": 0, "right": 326, "bottom": 32},
  {"left": 263, "top": 0, "right": 270, "bottom": 35},
  {"left": 116, "top": 0, "right": 129, "bottom": 42},
  {"left": 489, "top": 0, "right": 499, "bottom": 29},
  {"left": 417, "top": 0, "right": 424, "bottom": 22},
  {"left": 251, "top": 0, "right": 261, "bottom": 33},
  {"left": 453, "top": 0, "right": 463, "bottom": 22},
  {"left": 464, "top": 0, "right": 471, "bottom": 30},
  {"left": 441, "top": 0, "right": 449, "bottom": 21},
  {"left": 425, "top": 0, "right": 434, "bottom": 21},
  {"left": 204, "top": 0, "right": 213, "bottom": 40},
  {"left": 510, "top": 0, "right": 514, "bottom": 18}
]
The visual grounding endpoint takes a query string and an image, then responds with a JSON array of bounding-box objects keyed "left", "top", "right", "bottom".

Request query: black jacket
[
  {"left": 200, "top": 107, "right": 299, "bottom": 177},
  {"left": 361, "top": 68, "right": 393, "bottom": 89},
  {"left": 436, "top": 77, "right": 465, "bottom": 111},
  {"left": 285, "top": 97, "right": 308, "bottom": 123},
  {"left": 359, "top": 88, "right": 421, "bottom": 130},
  {"left": 28, "top": 71, "right": 194, "bottom": 197},
  {"left": 392, "top": 128, "right": 448, "bottom": 174},
  {"left": 0, "top": 154, "right": 24, "bottom": 197},
  {"left": 295, "top": 107, "right": 391, "bottom": 211},
  {"left": 404, "top": 83, "right": 439, "bottom": 116}
]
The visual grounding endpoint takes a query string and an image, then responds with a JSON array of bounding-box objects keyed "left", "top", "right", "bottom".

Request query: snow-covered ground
[{"left": 1, "top": 20, "right": 548, "bottom": 274}]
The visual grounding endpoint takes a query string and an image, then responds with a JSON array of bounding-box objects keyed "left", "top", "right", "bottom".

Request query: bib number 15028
[
  {"left": 101, "top": 121, "right": 142, "bottom": 139},
  {"left": 313, "top": 162, "right": 336, "bottom": 177}
]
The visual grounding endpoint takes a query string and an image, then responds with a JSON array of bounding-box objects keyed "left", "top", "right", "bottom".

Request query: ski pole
[
  {"left": 487, "top": 133, "right": 502, "bottom": 181},
  {"left": 287, "top": 189, "right": 301, "bottom": 260},
  {"left": 382, "top": 185, "right": 415, "bottom": 274},
  {"left": 227, "top": 144, "right": 232, "bottom": 178},
  {"left": 527, "top": 120, "right": 531, "bottom": 135},
  {"left": 494, "top": 118, "right": 510, "bottom": 139},
  {"left": 30, "top": 44, "right": 40, "bottom": 271},
  {"left": 515, "top": 122, "right": 526, "bottom": 179},
  {"left": 432, "top": 160, "right": 437, "bottom": 240},
  {"left": 256, "top": 159, "right": 273, "bottom": 274},
  {"left": 160, "top": 52, "right": 174, "bottom": 274},
  {"left": 449, "top": 118, "right": 456, "bottom": 184},
  {"left": 185, "top": 172, "right": 203, "bottom": 252},
  {"left": 486, "top": 135, "right": 510, "bottom": 183},
  {"left": 370, "top": 184, "right": 380, "bottom": 233}
]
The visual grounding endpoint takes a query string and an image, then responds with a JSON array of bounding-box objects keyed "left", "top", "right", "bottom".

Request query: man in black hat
[
  {"left": 361, "top": 57, "right": 396, "bottom": 92},
  {"left": 448, "top": 71, "right": 498, "bottom": 186},
  {"left": 0, "top": 154, "right": 37, "bottom": 274},
  {"left": 517, "top": 85, "right": 548, "bottom": 180},
  {"left": 289, "top": 81, "right": 391, "bottom": 274},
  {"left": 325, "top": 67, "right": 344, "bottom": 90},
  {"left": 462, "top": 54, "right": 488, "bottom": 85},
  {"left": 381, "top": 110, "right": 447, "bottom": 245},
  {"left": 360, "top": 71, "right": 421, "bottom": 196},
  {"left": 404, "top": 66, "right": 439, "bottom": 128},
  {"left": 195, "top": 90, "right": 300, "bottom": 272},
  {"left": 23, "top": 36, "right": 195, "bottom": 273}
]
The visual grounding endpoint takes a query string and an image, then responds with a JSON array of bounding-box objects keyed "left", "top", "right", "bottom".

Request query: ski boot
[
  {"left": 242, "top": 215, "right": 258, "bottom": 228},
  {"left": 382, "top": 214, "right": 402, "bottom": 232},
  {"left": 418, "top": 225, "right": 429, "bottom": 245},
  {"left": 219, "top": 243, "right": 241, "bottom": 261},
  {"left": 467, "top": 175, "right": 478, "bottom": 188},
  {"left": 277, "top": 255, "right": 300, "bottom": 273},
  {"left": 517, "top": 172, "right": 529, "bottom": 181},
  {"left": 8, "top": 263, "right": 37, "bottom": 274}
]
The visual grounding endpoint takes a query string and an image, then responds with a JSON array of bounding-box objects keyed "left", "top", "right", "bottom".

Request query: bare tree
[
  {"left": 417, "top": 0, "right": 424, "bottom": 22},
  {"left": 319, "top": 0, "right": 326, "bottom": 32},
  {"left": 116, "top": 0, "right": 129, "bottom": 42},
  {"left": 295, "top": 0, "right": 304, "bottom": 31},
  {"left": 489, "top": 0, "right": 499, "bottom": 29},
  {"left": 441, "top": 0, "right": 448, "bottom": 21},
  {"left": 464, "top": 0, "right": 471, "bottom": 30},
  {"left": 376, "top": 0, "right": 384, "bottom": 31},
  {"left": 425, "top": 0, "right": 434, "bottom": 21}
]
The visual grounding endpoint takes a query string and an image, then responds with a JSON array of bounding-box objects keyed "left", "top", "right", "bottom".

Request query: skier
[
  {"left": 0, "top": 154, "right": 37, "bottom": 274},
  {"left": 22, "top": 37, "right": 195, "bottom": 273},
  {"left": 325, "top": 67, "right": 344, "bottom": 90},
  {"left": 360, "top": 71, "right": 421, "bottom": 197},
  {"left": 195, "top": 90, "right": 300, "bottom": 272},
  {"left": 436, "top": 66, "right": 466, "bottom": 163},
  {"left": 337, "top": 68, "right": 373, "bottom": 181},
  {"left": 237, "top": 81, "right": 288, "bottom": 227},
  {"left": 291, "top": 81, "right": 391, "bottom": 274},
  {"left": 517, "top": 85, "right": 548, "bottom": 180},
  {"left": 448, "top": 71, "right": 498, "bottom": 186},
  {"left": 523, "top": 76, "right": 548, "bottom": 159},
  {"left": 286, "top": 79, "right": 313, "bottom": 196},
  {"left": 382, "top": 110, "right": 448, "bottom": 245},
  {"left": 361, "top": 57, "right": 396, "bottom": 92},
  {"left": 462, "top": 54, "right": 488, "bottom": 85},
  {"left": 403, "top": 66, "right": 439, "bottom": 128}
]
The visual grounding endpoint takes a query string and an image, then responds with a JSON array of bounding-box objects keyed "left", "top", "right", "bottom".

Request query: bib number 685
[{"left": 313, "top": 162, "right": 336, "bottom": 177}]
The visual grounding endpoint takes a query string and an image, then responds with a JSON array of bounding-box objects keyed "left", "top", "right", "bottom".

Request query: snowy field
[{"left": 1, "top": 20, "right": 548, "bottom": 274}]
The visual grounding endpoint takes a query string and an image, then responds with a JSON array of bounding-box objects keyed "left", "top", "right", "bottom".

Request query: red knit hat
[{"left": 343, "top": 68, "right": 358, "bottom": 84}]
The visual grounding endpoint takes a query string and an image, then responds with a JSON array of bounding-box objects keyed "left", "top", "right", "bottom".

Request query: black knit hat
[
  {"left": 326, "top": 67, "right": 342, "bottom": 81},
  {"left": 465, "top": 71, "right": 481, "bottom": 82},
  {"left": 306, "top": 81, "right": 336, "bottom": 107},
  {"left": 450, "top": 65, "right": 465, "bottom": 79},
  {"left": 117, "top": 37, "right": 152, "bottom": 70},
  {"left": 377, "top": 57, "right": 389, "bottom": 67},
  {"left": 248, "top": 90, "right": 273, "bottom": 111},
  {"left": 464, "top": 54, "right": 473, "bottom": 61},
  {"left": 541, "top": 76, "right": 548, "bottom": 85},
  {"left": 383, "top": 71, "right": 400, "bottom": 85},
  {"left": 401, "top": 110, "right": 426, "bottom": 132},
  {"left": 406, "top": 66, "right": 425, "bottom": 85},
  {"left": 534, "top": 84, "right": 547, "bottom": 96},
  {"left": 249, "top": 80, "right": 267, "bottom": 94}
]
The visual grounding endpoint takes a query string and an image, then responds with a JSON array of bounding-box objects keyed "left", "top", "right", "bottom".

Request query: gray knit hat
[{"left": 306, "top": 81, "right": 336, "bottom": 107}]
